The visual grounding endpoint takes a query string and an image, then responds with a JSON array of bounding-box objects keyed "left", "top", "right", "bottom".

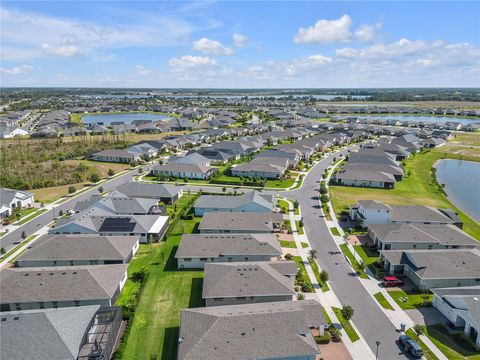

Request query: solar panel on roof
[{"left": 99, "top": 218, "right": 136, "bottom": 232}]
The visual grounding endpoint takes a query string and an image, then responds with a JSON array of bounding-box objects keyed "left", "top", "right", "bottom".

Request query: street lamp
[{"left": 375, "top": 341, "right": 381, "bottom": 360}]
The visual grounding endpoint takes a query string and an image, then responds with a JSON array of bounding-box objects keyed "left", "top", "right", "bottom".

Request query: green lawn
[
  {"left": 15, "top": 208, "right": 48, "bottom": 225},
  {"left": 10, "top": 207, "right": 37, "bottom": 222},
  {"left": 423, "top": 325, "right": 480, "bottom": 360},
  {"left": 322, "top": 308, "right": 333, "bottom": 325},
  {"left": 330, "top": 227, "right": 341, "bottom": 236},
  {"left": 388, "top": 289, "right": 432, "bottom": 310},
  {"left": 339, "top": 244, "right": 369, "bottom": 279},
  {"left": 330, "top": 147, "right": 480, "bottom": 240},
  {"left": 309, "top": 257, "right": 330, "bottom": 292},
  {"left": 373, "top": 292, "right": 394, "bottom": 310},
  {"left": 296, "top": 220, "right": 304, "bottom": 235},
  {"left": 354, "top": 245, "right": 379, "bottom": 266},
  {"left": 280, "top": 240, "right": 297, "bottom": 248},
  {"left": 301, "top": 242, "right": 309, "bottom": 248},
  {"left": 332, "top": 307, "right": 360, "bottom": 342},
  {"left": 405, "top": 329, "right": 440, "bottom": 360},
  {"left": 293, "top": 256, "right": 314, "bottom": 293},
  {"left": 277, "top": 198, "right": 290, "bottom": 213},
  {"left": 264, "top": 176, "right": 296, "bottom": 188},
  {"left": 116, "top": 202, "right": 204, "bottom": 360}
]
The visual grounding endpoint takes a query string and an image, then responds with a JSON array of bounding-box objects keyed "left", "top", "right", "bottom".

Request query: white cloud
[
  {"left": 41, "top": 41, "right": 83, "bottom": 57},
  {"left": 192, "top": 38, "right": 234, "bottom": 55},
  {"left": 135, "top": 65, "right": 153, "bottom": 76},
  {"left": 0, "top": 6, "right": 195, "bottom": 60},
  {"left": 294, "top": 15, "right": 352, "bottom": 44},
  {"left": 0, "top": 64, "right": 34, "bottom": 75},
  {"left": 294, "top": 15, "right": 381, "bottom": 44},
  {"left": 169, "top": 55, "right": 218, "bottom": 70},
  {"left": 233, "top": 33, "right": 248, "bottom": 47}
]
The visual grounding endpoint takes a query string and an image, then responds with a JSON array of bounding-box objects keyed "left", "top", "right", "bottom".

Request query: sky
[{"left": 1, "top": 0, "right": 479, "bottom": 88}]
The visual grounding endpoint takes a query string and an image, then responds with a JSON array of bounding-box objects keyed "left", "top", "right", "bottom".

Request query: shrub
[
  {"left": 297, "top": 293, "right": 305, "bottom": 300},
  {"left": 315, "top": 333, "right": 331, "bottom": 344},
  {"left": 341, "top": 306, "right": 354, "bottom": 321},
  {"left": 90, "top": 174, "right": 100, "bottom": 183},
  {"left": 68, "top": 185, "right": 76, "bottom": 194},
  {"left": 329, "top": 327, "right": 341, "bottom": 342},
  {"left": 131, "top": 266, "right": 149, "bottom": 282},
  {"left": 301, "top": 283, "right": 314, "bottom": 293}
]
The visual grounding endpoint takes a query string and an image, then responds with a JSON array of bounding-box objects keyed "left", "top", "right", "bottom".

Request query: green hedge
[{"left": 315, "top": 333, "right": 331, "bottom": 344}]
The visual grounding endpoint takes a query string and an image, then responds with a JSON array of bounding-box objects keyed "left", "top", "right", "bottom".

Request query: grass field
[
  {"left": 116, "top": 198, "right": 204, "bottom": 360},
  {"left": 422, "top": 325, "right": 480, "bottom": 360},
  {"left": 387, "top": 289, "right": 432, "bottom": 310},
  {"left": 330, "top": 227, "right": 341, "bottom": 236},
  {"left": 332, "top": 307, "right": 360, "bottom": 342},
  {"left": 330, "top": 144, "right": 480, "bottom": 240},
  {"left": 405, "top": 329, "right": 440, "bottom": 360},
  {"left": 280, "top": 240, "right": 297, "bottom": 248},
  {"left": 296, "top": 220, "right": 304, "bottom": 234},
  {"left": 373, "top": 292, "right": 394, "bottom": 310},
  {"left": 277, "top": 198, "right": 290, "bottom": 213}
]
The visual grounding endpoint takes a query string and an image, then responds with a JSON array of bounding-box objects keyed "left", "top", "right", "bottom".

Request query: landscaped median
[
  {"left": 339, "top": 243, "right": 369, "bottom": 279},
  {"left": 373, "top": 292, "right": 394, "bottom": 310},
  {"left": 332, "top": 307, "right": 360, "bottom": 342}
]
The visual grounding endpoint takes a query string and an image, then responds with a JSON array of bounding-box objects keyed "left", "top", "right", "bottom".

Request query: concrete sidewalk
[
  {"left": 322, "top": 160, "right": 448, "bottom": 360},
  {"left": 283, "top": 198, "right": 376, "bottom": 360}
]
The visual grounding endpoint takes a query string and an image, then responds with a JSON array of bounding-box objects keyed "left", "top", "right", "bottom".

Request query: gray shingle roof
[
  {"left": 0, "top": 188, "right": 34, "bottom": 207},
  {"left": 194, "top": 191, "right": 273, "bottom": 212},
  {"left": 199, "top": 212, "right": 284, "bottom": 232},
  {"left": 203, "top": 261, "right": 296, "bottom": 299},
  {"left": 0, "top": 264, "right": 127, "bottom": 304},
  {"left": 369, "top": 223, "right": 478, "bottom": 246},
  {"left": 389, "top": 205, "right": 455, "bottom": 223},
  {"left": 0, "top": 305, "right": 100, "bottom": 360},
  {"left": 178, "top": 300, "right": 326, "bottom": 360},
  {"left": 381, "top": 249, "right": 480, "bottom": 279},
  {"left": 16, "top": 234, "right": 139, "bottom": 263},
  {"left": 175, "top": 233, "right": 281, "bottom": 258},
  {"left": 116, "top": 182, "right": 182, "bottom": 199}
]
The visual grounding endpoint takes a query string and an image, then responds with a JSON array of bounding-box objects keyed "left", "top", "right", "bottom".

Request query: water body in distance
[
  {"left": 435, "top": 159, "right": 480, "bottom": 222},
  {"left": 81, "top": 112, "right": 169, "bottom": 125},
  {"left": 354, "top": 115, "right": 478, "bottom": 125}
]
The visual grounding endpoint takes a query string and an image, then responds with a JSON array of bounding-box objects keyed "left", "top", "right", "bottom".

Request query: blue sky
[{"left": 1, "top": 1, "right": 479, "bottom": 88}]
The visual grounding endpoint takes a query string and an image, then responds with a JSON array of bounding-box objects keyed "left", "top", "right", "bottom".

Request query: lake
[
  {"left": 435, "top": 159, "right": 480, "bottom": 222},
  {"left": 355, "top": 115, "right": 478, "bottom": 125},
  {"left": 81, "top": 112, "right": 169, "bottom": 125}
]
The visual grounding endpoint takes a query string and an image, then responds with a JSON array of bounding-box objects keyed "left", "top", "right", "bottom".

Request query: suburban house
[
  {"left": 0, "top": 188, "right": 35, "bottom": 218},
  {"left": 194, "top": 147, "right": 235, "bottom": 164},
  {"left": 230, "top": 157, "right": 289, "bottom": 179},
  {"left": 431, "top": 286, "right": 480, "bottom": 347},
  {"left": 333, "top": 169, "right": 396, "bottom": 189},
  {"left": 88, "top": 149, "right": 140, "bottom": 163},
  {"left": 0, "top": 305, "right": 122, "bottom": 360},
  {"left": 368, "top": 223, "right": 479, "bottom": 250},
  {"left": 178, "top": 300, "right": 327, "bottom": 360},
  {"left": 380, "top": 249, "right": 480, "bottom": 290},
  {"left": 150, "top": 163, "right": 218, "bottom": 179},
  {"left": 202, "top": 261, "right": 297, "bottom": 306},
  {"left": 193, "top": 191, "right": 274, "bottom": 216},
  {"left": 0, "top": 264, "right": 128, "bottom": 311},
  {"left": 341, "top": 162, "right": 404, "bottom": 181},
  {"left": 14, "top": 234, "right": 140, "bottom": 267},
  {"left": 349, "top": 200, "right": 460, "bottom": 228},
  {"left": 116, "top": 182, "right": 183, "bottom": 204},
  {"left": 175, "top": 233, "right": 282, "bottom": 269},
  {"left": 168, "top": 152, "right": 211, "bottom": 166},
  {"left": 198, "top": 212, "right": 284, "bottom": 234},
  {"left": 348, "top": 149, "right": 399, "bottom": 167},
  {"left": 50, "top": 213, "right": 169, "bottom": 243}
]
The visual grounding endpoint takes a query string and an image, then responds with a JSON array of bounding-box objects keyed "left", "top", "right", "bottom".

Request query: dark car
[
  {"left": 399, "top": 335, "right": 424, "bottom": 358},
  {"left": 382, "top": 275, "right": 405, "bottom": 287}
]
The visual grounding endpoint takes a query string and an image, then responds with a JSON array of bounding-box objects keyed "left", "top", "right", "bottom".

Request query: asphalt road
[
  {"left": 0, "top": 166, "right": 151, "bottom": 252},
  {"left": 282, "top": 148, "right": 409, "bottom": 360}
]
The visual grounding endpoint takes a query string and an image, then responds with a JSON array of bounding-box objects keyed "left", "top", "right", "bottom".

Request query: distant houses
[
  {"left": 193, "top": 191, "right": 274, "bottom": 216},
  {"left": 151, "top": 163, "right": 218, "bottom": 180}
]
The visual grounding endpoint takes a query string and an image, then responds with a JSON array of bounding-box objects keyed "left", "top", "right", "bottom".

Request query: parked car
[
  {"left": 382, "top": 275, "right": 404, "bottom": 287},
  {"left": 399, "top": 335, "right": 424, "bottom": 358}
]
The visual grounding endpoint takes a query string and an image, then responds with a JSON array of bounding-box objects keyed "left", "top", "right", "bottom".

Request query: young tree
[
  {"left": 413, "top": 324, "right": 424, "bottom": 339},
  {"left": 107, "top": 168, "right": 115, "bottom": 177},
  {"left": 358, "top": 260, "right": 366, "bottom": 274},
  {"left": 0, "top": 247, "right": 5, "bottom": 255},
  {"left": 68, "top": 185, "right": 76, "bottom": 194},
  {"left": 341, "top": 306, "right": 354, "bottom": 321},
  {"left": 320, "top": 270, "right": 329, "bottom": 283},
  {"left": 21, "top": 231, "right": 27, "bottom": 240},
  {"left": 98, "top": 186, "right": 103, "bottom": 194},
  {"left": 309, "top": 249, "right": 318, "bottom": 260},
  {"left": 58, "top": 209, "right": 64, "bottom": 217},
  {"left": 222, "top": 187, "right": 227, "bottom": 193},
  {"left": 90, "top": 174, "right": 100, "bottom": 183}
]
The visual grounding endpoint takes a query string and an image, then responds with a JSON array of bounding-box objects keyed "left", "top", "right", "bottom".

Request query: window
[
  {"left": 214, "top": 298, "right": 224, "bottom": 302},
  {"left": 183, "top": 258, "right": 191, "bottom": 262},
  {"left": 53, "top": 302, "right": 58, "bottom": 309},
  {"left": 15, "top": 303, "right": 21, "bottom": 311},
  {"left": 38, "top": 302, "right": 44, "bottom": 309},
  {"left": 200, "top": 258, "right": 208, "bottom": 261},
  {"left": 413, "top": 245, "right": 417, "bottom": 249},
  {"left": 74, "top": 301, "right": 80, "bottom": 307},
  {"left": 236, "top": 297, "right": 246, "bottom": 301}
]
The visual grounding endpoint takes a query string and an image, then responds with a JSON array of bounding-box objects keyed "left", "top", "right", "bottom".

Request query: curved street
[{"left": 282, "top": 147, "right": 408, "bottom": 360}]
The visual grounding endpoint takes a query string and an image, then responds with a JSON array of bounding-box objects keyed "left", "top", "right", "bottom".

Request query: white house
[
  {"left": 432, "top": 287, "right": 480, "bottom": 347},
  {"left": 0, "top": 188, "right": 35, "bottom": 218}
]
